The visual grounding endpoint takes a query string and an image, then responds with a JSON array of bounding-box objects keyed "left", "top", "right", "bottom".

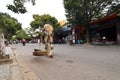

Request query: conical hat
[{"left": 44, "top": 24, "right": 53, "bottom": 32}]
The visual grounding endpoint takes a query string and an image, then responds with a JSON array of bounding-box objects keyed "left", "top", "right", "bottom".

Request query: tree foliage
[
  {"left": 63, "top": 0, "right": 120, "bottom": 26},
  {"left": 15, "top": 29, "right": 31, "bottom": 40},
  {"left": 24, "top": 27, "right": 38, "bottom": 38},
  {"left": 0, "top": 12, "right": 22, "bottom": 39},
  {"left": 30, "top": 14, "right": 61, "bottom": 30},
  {"left": 107, "top": 1, "right": 120, "bottom": 15},
  {"left": 7, "top": 0, "right": 36, "bottom": 14}
]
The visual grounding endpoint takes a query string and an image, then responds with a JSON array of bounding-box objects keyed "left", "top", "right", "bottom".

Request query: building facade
[{"left": 71, "top": 13, "right": 120, "bottom": 45}]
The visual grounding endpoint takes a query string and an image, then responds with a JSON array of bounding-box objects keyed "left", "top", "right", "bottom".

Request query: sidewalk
[{"left": 0, "top": 46, "right": 24, "bottom": 80}]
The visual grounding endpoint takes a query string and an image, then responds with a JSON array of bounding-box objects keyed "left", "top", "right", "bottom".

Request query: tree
[
  {"left": 15, "top": 29, "right": 31, "bottom": 40},
  {"left": 63, "top": 0, "right": 120, "bottom": 26},
  {"left": 0, "top": 12, "right": 22, "bottom": 40},
  {"left": 30, "top": 14, "right": 61, "bottom": 30},
  {"left": 63, "top": 0, "right": 120, "bottom": 43},
  {"left": 7, "top": 0, "right": 36, "bottom": 14},
  {"left": 24, "top": 27, "right": 40, "bottom": 40},
  {"left": 107, "top": 2, "right": 120, "bottom": 15}
]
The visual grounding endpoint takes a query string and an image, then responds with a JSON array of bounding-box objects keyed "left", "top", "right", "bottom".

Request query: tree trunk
[
  {"left": 0, "top": 31, "right": 6, "bottom": 59},
  {"left": 86, "top": 27, "right": 90, "bottom": 43}
]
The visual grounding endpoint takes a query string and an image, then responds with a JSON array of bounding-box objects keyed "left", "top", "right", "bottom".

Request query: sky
[{"left": 0, "top": 0, "right": 66, "bottom": 29}]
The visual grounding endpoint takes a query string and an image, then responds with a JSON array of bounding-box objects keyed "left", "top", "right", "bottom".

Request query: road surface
[{"left": 11, "top": 43, "right": 120, "bottom": 80}]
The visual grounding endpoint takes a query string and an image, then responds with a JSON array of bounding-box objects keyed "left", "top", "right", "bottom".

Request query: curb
[
  {"left": 9, "top": 58, "right": 25, "bottom": 80},
  {"left": 12, "top": 47, "right": 40, "bottom": 80},
  {"left": 0, "top": 59, "right": 13, "bottom": 64},
  {"left": 5, "top": 46, "right": 25, "bottom": 80},
  {"left": 0, "top": 47, "right": 13, "bottom": 80},
  {"left": 4, "top": 46, "right": 40, "bottom": 80}
]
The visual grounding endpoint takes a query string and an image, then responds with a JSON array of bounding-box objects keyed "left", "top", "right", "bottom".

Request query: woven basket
[{"left": 33, "top": 51, "right": 47, "bottom": 56}]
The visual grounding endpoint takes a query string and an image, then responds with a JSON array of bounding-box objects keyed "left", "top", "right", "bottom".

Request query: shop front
[{"left": 89, "top": 13, "right": 120, "bottom": 45}]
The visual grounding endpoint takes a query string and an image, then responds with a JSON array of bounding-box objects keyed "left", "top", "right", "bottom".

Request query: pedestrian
[
  {"left": 43, "top": 24, "right": 54, "bottom": 58},
  {"left": 22, "top": 38, "right": 26, "bottom": 45}
]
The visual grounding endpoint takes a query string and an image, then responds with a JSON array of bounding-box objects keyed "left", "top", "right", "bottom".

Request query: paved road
[{"left": 11, "top": 43, "right": 120, "bottom": 80}]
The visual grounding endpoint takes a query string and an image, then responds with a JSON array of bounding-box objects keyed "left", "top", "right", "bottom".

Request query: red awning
[
  {"left": 72, "top": 26, "right": 86, "bottom": 30},
  {"left": 91, "top": 13, "right": 118, "bottom": 25}
]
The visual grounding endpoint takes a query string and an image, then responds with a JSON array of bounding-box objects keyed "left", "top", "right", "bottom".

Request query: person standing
[
  {"left": 43, "top": 24, "right": 54, "bottom": 58},
  {"left": 22, "top": 38, "right": 26, "bottom": 45}
]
